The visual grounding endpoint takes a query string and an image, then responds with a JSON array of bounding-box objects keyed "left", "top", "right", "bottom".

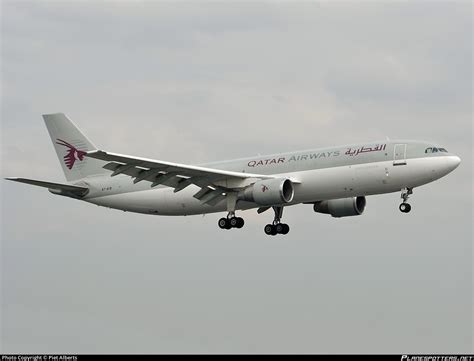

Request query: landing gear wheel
[
  {"left": 236, "top": 217, "right": 244, "bottom": 228},
  {"left": 229, "top": 217, "right": 239, "bottom": 228},
  {"left": 275, "top": 223, "right": 284, "bottom": 234},
  {"left": 264, "top": 223, "right": 289, "bottom": 236},
  {"left": 399, "top": 203, "right": 411, "bottom": 213},
  {"left": 226, "top": 216, "right": 244, "bottom": 228},
  {"left": 264, "top": 224, "right": 276, "bottom": 236},
  {"left": 218, "top": 217, "right": 229, "bottom": 229},
  {"left": 274, "top": 223, "right": 290, "bottom": 235}
]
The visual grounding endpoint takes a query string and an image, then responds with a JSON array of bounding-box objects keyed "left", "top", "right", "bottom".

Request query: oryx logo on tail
[{"left": 56, "top": 139, "right": 87, "bottom": 169}]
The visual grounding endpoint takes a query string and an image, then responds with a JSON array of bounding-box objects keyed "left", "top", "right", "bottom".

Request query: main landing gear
[
  {"left": 399, "top": 187, "right": 413, "bottom": 213},
  {"left": 218, "top": 212, "right": 245, "bottom": 230},
  {"left": 218, "top": 192, "right": 244, "bottom": 230},
  {"left": 264, "top": 206, "right": 290, "bottom": 236}
]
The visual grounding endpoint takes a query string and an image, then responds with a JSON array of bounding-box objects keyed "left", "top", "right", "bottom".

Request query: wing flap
[
  {"left": 193, "top": 187, "right": 212, "bottom": 200},
  {"left": 200, "top": 189, "right": 224, "bottom": 204},
  {"left": 205, "top": 193, "right": 226, "bottom": 206}
]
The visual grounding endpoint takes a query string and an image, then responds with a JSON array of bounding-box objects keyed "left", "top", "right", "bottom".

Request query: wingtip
[
  {"left": 42, "top": 112, "right": 65, "bottom": 117},
  {"left": 85, "top": 149, "right": 107, "bottom": 159}
]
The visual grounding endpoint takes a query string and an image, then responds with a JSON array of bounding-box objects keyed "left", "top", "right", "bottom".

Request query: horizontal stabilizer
[{"left": 5, "top": 177, "right": 89, "bottom": 198}]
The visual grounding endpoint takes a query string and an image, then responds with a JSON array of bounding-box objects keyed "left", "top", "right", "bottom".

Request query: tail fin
[{"left": 43, "top": 113, "right": 107, "bottom": 182}]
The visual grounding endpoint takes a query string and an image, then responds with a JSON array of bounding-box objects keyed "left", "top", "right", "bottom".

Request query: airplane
[{"left": 5, "top": 113, "right": 461, "bottom": 236}]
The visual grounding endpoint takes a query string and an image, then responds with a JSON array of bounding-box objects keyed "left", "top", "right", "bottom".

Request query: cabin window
[
  {"left": 438, "top": 148, "right": 448, "bottom": 152},
  {"left": 425, "top": 147, "right": 432, "bottom": 153},
  {"left": 432, "top": 147, "right": 438, "bottom": 153}
]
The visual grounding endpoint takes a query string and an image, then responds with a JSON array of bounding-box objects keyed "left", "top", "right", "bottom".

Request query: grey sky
[{"left": 1, "top": 0, "right": 472, "bottom": 354}]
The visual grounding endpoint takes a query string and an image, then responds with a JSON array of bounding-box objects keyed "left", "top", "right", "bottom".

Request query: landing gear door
[{"left": 393, "top": 144, "right": 407, "bottom": 166}]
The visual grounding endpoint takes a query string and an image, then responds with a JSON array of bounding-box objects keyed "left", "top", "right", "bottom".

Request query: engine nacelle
[
  {"left": 313, "top": 196, "right": 366, "bottom": 217},
  {"left": 239, "top": 178, "right": 294, "bottom": 206}
]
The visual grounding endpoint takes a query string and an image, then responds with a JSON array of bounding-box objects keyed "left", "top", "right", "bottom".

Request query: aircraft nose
[{"left": 445, "top": 155, "right": 461, "bottom": 172}]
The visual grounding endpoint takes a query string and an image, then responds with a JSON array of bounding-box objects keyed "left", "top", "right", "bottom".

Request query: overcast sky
[{"left": 1, "top": 0, "right": 472, "bottom": 354}]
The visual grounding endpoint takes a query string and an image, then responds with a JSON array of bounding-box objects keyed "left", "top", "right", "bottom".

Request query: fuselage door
[{"left": 393, "top": 144, "right": 407, "bottom": 166}]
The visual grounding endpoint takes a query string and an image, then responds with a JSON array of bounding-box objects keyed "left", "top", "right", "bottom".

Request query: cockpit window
[{"left": 425, "top": 147, "right": 448, "bottom": 153}]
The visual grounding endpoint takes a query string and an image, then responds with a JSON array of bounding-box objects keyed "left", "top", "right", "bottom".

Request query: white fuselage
[{"left": 81, "top": 140, "right": 461, "bottom": 216}]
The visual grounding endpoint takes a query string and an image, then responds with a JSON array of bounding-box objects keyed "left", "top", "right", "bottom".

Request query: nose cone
[{"left": 445, "top": 155, "right": 461, "bottom": 173}]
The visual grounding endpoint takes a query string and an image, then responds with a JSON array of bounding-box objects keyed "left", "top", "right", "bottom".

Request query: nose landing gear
[
  {"left": 264, "top": 206, "right": 290, "bottom": 236},
  {"left": 399, "top": 187, "right": 413, "bottom": 213}
]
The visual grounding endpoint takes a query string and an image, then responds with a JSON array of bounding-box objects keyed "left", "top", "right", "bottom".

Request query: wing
[{"left": 86, "top": 150, "right": 274, "bottom": 205}]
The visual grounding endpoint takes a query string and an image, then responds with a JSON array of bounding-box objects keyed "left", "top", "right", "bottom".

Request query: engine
[
  {"left": 313, "top": 196, "right": 366, "bottom": 217},
  {"left": 239, "top": 178, "right": 294, "bottom": 206}
]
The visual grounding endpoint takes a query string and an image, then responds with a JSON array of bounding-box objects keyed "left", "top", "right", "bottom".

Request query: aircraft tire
[
  {"left": 276, "top": 223, "right": 284, "bottom": 234},
  {"left": 230, "top": 217, "right": 239, "bottom": 228},
  {"left": 264, "top": 224, "right": 274, "bottom": 235},
  {"left": 399, "top": 203, "right": 411, "bottom": 213},
  {"left": 218, "top": 217, "right": 229, "bottom": 229},
  {"left": 236, "top": 217, "right": 244, "bottom": 228}
]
